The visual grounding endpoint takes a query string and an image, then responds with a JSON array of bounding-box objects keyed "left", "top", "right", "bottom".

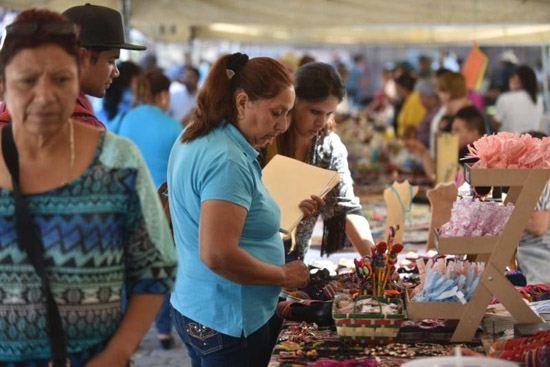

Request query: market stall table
[{"left": 269, "top": 321, "right": 485, "bottom": 367}]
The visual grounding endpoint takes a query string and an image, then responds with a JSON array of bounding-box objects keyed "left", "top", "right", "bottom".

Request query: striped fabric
[{"left": 292, "top": 131, "right": 363, "bottom": 258}]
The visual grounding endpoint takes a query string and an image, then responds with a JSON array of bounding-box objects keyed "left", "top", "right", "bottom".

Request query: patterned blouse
[
  {"left": 0, "top": 131, "right": 177, "bottom": 365},
  {"left": 292, "top": 130, "right": 364, "bottom": 258}
]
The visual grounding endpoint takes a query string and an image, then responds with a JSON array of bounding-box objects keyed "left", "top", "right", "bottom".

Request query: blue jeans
[
  {"left": 171, "top": 307, "right": 272, "bottom": 367},
  {"left": 155, "top": 294, "right": 172, "bottom": 334}
]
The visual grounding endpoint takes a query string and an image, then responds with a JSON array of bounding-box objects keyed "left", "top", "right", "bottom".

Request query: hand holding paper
[{"left": 298, "top": 195, "right": 325, "bottom": 219}]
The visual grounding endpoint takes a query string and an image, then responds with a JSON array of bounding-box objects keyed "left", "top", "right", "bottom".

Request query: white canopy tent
[
  {"left": 2, "top": 0, "right": 549, "bottom": 131},
  {"left": 1, "top": 0, "right": 550, "bottom": 44}
]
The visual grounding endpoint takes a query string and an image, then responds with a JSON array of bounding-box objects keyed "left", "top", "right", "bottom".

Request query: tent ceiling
[
  {"left": 2, "top": 0, "right": 550, "bottom": 44},
  {"left": 193, "top": 24, "right": 550, "bottom": 45}
]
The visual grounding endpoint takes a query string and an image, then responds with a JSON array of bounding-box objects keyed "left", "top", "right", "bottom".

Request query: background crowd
[{"left": 0, "top": 2, "right": 549, "bottom": 367}]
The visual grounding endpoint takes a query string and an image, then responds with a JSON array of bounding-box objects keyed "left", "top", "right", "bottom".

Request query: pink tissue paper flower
[
  {"left": 467, "top": 132, "right": 549, "bottom": 169},
  {"left": 440, "top": 198, "right": 514, "bottom": 237}
]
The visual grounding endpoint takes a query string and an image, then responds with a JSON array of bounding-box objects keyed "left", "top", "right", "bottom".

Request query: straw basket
[{"left": 332, "top": 295, "right": 404, "bottom": 341}]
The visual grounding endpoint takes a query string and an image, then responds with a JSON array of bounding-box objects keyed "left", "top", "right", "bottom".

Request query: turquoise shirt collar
[{"left": 223, "top": 121, "right": 259, "bottom": 162}]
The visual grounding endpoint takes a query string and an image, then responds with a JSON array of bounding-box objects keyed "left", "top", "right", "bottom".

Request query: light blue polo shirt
[
  {"left": 167, "top": 121, "right": 284, "bottom": 337},
  {"left": 116, "top": 105, "right": 182, "bottom": 188}
]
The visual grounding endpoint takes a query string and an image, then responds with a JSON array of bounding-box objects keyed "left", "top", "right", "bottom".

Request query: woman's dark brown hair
[
  {"left": 514, "top": 65, "right": 538, "bottom": 104},
  {"left": 133, "top": 70, "right": 171, "bottom": 106},
  {"left": 277, "top": 62, "right": 345, "bottom": 158},
  {"left": 436, "top": 72, "right": 467, "bottom": 100},
  {"left": 180, "top": 54, "right": 294, "bottom": 143},
  {"left": 0, "top": 8, "right": 79, "bottom": 79},
  {"left": 104, "top": 61, "right": 142, "bottom": 120}
]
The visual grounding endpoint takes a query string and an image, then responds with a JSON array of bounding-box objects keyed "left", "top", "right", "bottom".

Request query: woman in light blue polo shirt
[{"left": 167, "top": 53, "right": 322, "bottom": 367}]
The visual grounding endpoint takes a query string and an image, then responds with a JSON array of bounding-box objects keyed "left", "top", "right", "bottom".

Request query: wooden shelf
[
  {"left": 464, "top": 164, "right": 532, "bottom": 186},
  {"left": 407, "top": 298, "right": 466, "bottom": 320},
  {"left": 434, "top": 228, "right": 498, "bottom": 254},
  {"left": 421, "top": 166, "right": 550, "bottom": 341}
]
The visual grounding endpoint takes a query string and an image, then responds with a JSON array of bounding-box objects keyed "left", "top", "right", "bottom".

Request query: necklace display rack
[
  {"left": 383, "top": 180, "right": 419, "bottom": 245},
  {"left": 407, "top": 164, "right": 550, "bottom": 342},
  {"left": 425, "top": 182, "right": 458, "bottom": 251}
]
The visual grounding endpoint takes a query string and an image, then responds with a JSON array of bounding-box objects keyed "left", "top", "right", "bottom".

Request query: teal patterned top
[{"left": 0, "top": 131, "right": 177, "bottom": 364}]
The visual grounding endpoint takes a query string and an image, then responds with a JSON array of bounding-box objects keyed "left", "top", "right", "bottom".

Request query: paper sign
[{"left": 462, "top": 43, "right": 489, "bottom": 91}]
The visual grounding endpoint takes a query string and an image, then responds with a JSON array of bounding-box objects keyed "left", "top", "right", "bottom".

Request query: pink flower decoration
[
  {"left": 467, "top": 133, "right": 550, "bottom": 169},
  {"left": 440, "top": 199, "right": 514, "bottom": 237}
]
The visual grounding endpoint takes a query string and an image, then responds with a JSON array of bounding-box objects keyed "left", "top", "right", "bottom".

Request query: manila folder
[{"left": 262, "top": 154, "right": 339, "bottom": 234}]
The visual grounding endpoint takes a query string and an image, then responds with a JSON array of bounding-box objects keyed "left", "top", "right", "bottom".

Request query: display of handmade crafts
[
  {"left": 273, "top": 132, "right": 550, "bottom": 363},
  {"left": 341, "top": 225, "right": 404, "bottom": 298},
  {"left": 410, "top": 258, "right": 485, "bottom": 303},
  {"left": 488, "top": 330, "right": 550, "bottom": 367},
  {"left": 439, "top": 198, "right": 514, "bottom": 237},
  {"left": 271, "top": 321, "right": 482, "bottom": 365},
  {"left": 332, "top": 226, "right": 406, "bottom": 340},
  {"left": 276, "top": 267, "right": 339, "bottom": 326}
]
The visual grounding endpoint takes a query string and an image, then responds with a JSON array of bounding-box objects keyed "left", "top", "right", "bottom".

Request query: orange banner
[{"left": 462, "top": 43, "right": 489, "bottom": 91}]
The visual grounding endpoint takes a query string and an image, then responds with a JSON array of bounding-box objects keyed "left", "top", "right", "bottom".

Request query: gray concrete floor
[{"left": 133, "top": 326, "right": 191, "bottom": 367}]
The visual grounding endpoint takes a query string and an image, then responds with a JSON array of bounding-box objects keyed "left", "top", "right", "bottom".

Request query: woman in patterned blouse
[
  {"left": 0, "top": 8, "right": 176, "bottom": 367},
  {"left": 266, "top": 62, "right": 375, "bottom": 261}
]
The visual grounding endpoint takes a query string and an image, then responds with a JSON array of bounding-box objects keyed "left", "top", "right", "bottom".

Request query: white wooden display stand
[
  {"left": 383, "top": 180, "right": 418, "bottom": 245},
  {"left": 408, "top": 164, "right": 550, "bottom": 342}
]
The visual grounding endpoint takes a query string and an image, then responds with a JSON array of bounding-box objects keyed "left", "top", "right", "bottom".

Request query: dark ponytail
[
  {"left": 103, "top": 61, "right": 141, "bottom": 120},
  {"left": 515, "top": 65, "right": 538, "bottom": 104}
]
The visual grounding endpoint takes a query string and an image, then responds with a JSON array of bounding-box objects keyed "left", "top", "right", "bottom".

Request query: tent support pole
[
  {"left": 121, "top": 0, "right": 131, "bottom": 42},
  {"left": 542, "top": 44, "right": 550, "bottom": 134}
]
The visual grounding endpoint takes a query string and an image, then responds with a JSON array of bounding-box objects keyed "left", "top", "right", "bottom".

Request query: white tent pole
[
  {"left": 542, "top": 44, "right": 550, "bottom": 134},
  {"left": 189, "top": 26, "right": 200, "bottom": 68},
  {"left": 121, "top": 0, "right": 130, "bottom": 41},
  {"left": 191, "top": 39, "right": 201, "bottom": 68}
]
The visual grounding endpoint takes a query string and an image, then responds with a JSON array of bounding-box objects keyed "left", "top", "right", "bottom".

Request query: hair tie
[{"left": 226, "top": 52, "right": 249, "bottom": 79}]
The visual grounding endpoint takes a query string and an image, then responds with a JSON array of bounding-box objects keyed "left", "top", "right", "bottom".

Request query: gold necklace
[{"left": 63, "top": 119, "right": 75, "bottom": 186}]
